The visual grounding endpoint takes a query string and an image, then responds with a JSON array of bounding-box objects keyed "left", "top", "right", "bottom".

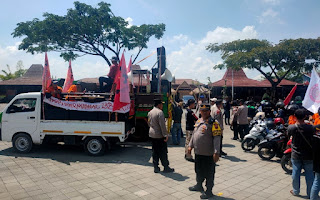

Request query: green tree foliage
[
  {"left": 264, "top": 69, "right": 304, "bottom": 83},
  {"left": 0, "top": 61, "right": 27, "bottom": 81},
  {"left": 207, "top": 38, "right": 320, "bottom": 96},
  {"left": 12, "top": 1, "right": 165, "bottom": 66}
]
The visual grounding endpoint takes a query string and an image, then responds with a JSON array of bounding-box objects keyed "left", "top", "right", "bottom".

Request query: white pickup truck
[{"left": 0, "top": 92, "right": 128, "bottom": 156}]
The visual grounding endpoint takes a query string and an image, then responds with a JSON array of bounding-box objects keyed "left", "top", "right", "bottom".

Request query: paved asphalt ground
[{"left": 0, "top": 105, "right": 315, "bottom": 200}]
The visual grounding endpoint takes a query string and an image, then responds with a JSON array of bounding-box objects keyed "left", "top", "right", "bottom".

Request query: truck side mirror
[{"left": 6, "top": 106, "right": 16, "bottom": 114}]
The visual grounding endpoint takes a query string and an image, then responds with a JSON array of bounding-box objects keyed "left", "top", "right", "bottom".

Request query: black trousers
[
  {"left": 99, "top": 77, "right": 113, "bottom": 92},
  {"left": 232, "top": 122, "right": 239, "bottom": 139},
  {"left": 220, "top": 135, "right": 223, "bottom": 153},
  {"left": 151, "top": 138, "right": 169, "bottom": 168},
  {"left": 195, "top": 154, "right": 216, "bottom": 190},
  {"left": 238, "top": 124, "right": 249, "bottom": 139},
  {"left": 224, "top": 111, "right": 230, "bottom": 125}
]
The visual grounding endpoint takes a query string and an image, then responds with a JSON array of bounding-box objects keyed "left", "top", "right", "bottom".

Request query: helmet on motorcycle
[
  {"left": 255, "top": 112, "right": 265, "bottom": 119},
  {"left": 295, "top": 96, "right": 302, "bottom": 103},
  {"left": 266, "top": 119, "right": 275, "bottom": 129},
  {"left": 274, "top": 117, "right": 285, "bottom": 125},
  {"left": 287, "top": 104, "right": 299, "bottom": 115},
  {"left": 262, "top": 101, "right": 272, "bottom": 112},
  {"left": 276, "top": 101, "right": 285, "bottom": 108}
]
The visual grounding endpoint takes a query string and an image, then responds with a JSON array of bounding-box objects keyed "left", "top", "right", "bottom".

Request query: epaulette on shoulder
[{"left": 208, "top": 117, "right": 215, "bottom": 125}]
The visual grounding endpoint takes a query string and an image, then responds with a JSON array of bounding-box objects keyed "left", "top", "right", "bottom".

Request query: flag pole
[
  {"left": 158, "top": 50, "right": 162, "bottom": 93},
  {"left": 232, "top": 69, "right": 234, "bottom": 101}
]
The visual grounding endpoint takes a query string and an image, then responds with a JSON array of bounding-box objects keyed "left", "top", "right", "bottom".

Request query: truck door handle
[{"left": 28, "top": 116, "right": 35, "bottom": 119}]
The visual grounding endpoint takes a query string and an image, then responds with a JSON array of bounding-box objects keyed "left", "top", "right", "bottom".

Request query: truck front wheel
[
  {"left": 84, "top": 137, "right": 106, "bottom": 156},
  {"left": 12, "top": 133, "right": 33, "bottom": 153}
]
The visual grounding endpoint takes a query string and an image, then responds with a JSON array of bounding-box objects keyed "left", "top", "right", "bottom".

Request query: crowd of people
[{"left": 147, "top": 95, "right": 320, "bottom": 199}]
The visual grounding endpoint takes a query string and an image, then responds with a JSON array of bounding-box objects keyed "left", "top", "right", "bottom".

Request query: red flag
[
  {"left": 42, "top": 52, "right": 52, "bottom": 93},
  {"left": 113, "top": 52, "right": 130, "bottom": 112},
  {"left": 62, "top": 60, "right": 74, "bottom": 93},
  {"left": 127, "top": 56, "right": 132, "bottom": 73},
  {"left": 120, "top": 54, "right": 130, "bottom": 103},
  {"left": 284, "top": 83, "right": 298, "bottom": 105}
]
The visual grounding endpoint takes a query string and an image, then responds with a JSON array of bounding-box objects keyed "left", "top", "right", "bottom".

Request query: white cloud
[
  {"left": 262, "top": 0, "right": 280, "bottom": 5},
  {"left": 262, "top": 8, "right": 278, "bottom": 18},
  {"left": 258, "top": 8, "right": 283, "bottom": 24},
  {"left": 166, "top": 26, "right": 258, "bottom": 83},
  {"left": 125, "top": 17, "right": 133, "bottom": 28}
]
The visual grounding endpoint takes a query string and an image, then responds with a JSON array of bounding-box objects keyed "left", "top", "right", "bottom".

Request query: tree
[
  {"left": 263, "top": 69, "right": 304, "bottom": 83},
  {"left": 206, "top": 38, "right": 320, "bottom": 99},
  {"left": 12, "top": 1, "right": 165, "bottom": 66},
  {"left": 0, "top": 60, "right": 27, "bottom": 81}
]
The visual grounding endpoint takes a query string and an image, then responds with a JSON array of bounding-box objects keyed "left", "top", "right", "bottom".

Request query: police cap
[{"left": 200, "top": 103, "right": 210, "bottom": 111}]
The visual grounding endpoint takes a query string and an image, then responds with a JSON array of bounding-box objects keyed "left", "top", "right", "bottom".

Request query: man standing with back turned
[
  {"left": 188, "top": 104, "right": 221, "bottom": 199},
  {"left": 148, "top": 99, "right": 175, "bottom": 173}
]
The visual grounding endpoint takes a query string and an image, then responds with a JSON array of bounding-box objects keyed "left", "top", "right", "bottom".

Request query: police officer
[
  {"left": 148, "top": 99, "right": 174, "bottom": 173},
  {"left": 211, "top": 99, "right": 227, "bottom": 156},
  {"left": 188, "top": 104, "right": 221, "bottom": 199}
]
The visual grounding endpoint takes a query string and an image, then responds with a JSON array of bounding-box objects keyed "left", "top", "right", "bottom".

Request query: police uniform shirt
[
  {"left": 189, "top": 117, "right": 221, "bottom": 156},
  {"left": 148, "top": 107, "right": 168, "bottom": 138},
  {"left": 211, "top": 105, "right": 224, "bottom": 130}
]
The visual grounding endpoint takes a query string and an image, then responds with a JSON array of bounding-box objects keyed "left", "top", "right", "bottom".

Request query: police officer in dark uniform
[{"left": 188, "top": 104, "right": 221, "bottom": 199}]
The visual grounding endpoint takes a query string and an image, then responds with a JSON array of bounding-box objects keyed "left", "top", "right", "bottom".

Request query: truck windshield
[{"left": 6, "top": 98, "right": 37, "bottom": 113}]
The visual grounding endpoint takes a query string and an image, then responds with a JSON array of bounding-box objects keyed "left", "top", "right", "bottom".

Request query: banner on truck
[{"left": 44, "top": 97, "right": 130, "bottom": 113}]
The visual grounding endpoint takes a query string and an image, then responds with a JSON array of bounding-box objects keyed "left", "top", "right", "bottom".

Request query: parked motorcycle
[
  {"left": 241, "top": 117, "right": 282, "bottom": 151},
  {"left": 281, "top": 139, "right": 292, "bottom": 174},
  {"left": 241, "top": 119, "right": 274, "bottom": 151},
  {"left": 258, "top": 125, "right": 288, "bottom": 160}
]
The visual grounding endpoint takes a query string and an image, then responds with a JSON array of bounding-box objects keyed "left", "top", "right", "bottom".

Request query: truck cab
[{"left": 0, "top": 92, "right": 127, "bottom": 156}]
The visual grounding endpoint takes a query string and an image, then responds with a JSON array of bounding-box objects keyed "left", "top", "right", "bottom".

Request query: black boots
[
  {"left": 189, "top": 184, "right": 213, "bottom": 199},
  {"left": 188, "top": 184, "right": 204, "bottom": 192},
  {"left": 163, "top": 167, "right": 174, "bottom": 173},
  {"left": 154, "top": 166, "right": 160, "bottom": 173},
  {"left": 200, "top": 190, "right": 214, "bottom": 199}
]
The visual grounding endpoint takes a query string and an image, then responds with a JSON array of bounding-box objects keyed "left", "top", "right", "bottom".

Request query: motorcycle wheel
[
  {"left": 241, "top": 138, "right": 256, "bottom": 151},
  {"left": 258, "top": 146, "right": 276, "bottom": 160},
  {"left": 281, "top": 154, "right": 292, "bottom": 174}
]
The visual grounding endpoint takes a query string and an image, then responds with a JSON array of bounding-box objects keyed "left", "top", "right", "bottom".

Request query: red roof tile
[
  {"left": 210, "top": 68, "right": 263, "bottom": 87},
  {"left": 209, "top": 68, "right": 299, "bottom": 88},
  {"left": 260, "top": 79, "right": 299, "bottom": 87},
  {"left": 174, "top": 79, "right": 203, "bottom": 85}
]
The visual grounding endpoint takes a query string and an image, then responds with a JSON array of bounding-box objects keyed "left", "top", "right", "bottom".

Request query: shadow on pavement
[
  {"left": 160, "top": 172, "right": 189, "bottom": 182},
  {"left": 213, "top": 196, "right": 235, "bottom": 200},
  {"left": 0, "top": 143, "right": 155, "bottom": 167},
  {"left": 222, "top": 155, "right": 247, "bottom": 162},
  {"left": 222, "top": 144, "right": 236, "bottom": 148},
  {"left": 246, "top": 151, "right": 258, "bottom": 155}
]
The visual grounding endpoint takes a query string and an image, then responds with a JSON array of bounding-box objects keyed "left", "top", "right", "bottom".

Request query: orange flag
[
  {"left": 42, "top": 52, "right": 52, "bottom": 93},
  {"left": 62, "top": 60, "right": 74, "bottom": 93}
]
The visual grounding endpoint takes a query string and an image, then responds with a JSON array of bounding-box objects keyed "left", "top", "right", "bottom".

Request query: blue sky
[{"left": 1, "top": 0, "right": 320, "bottom": 83}]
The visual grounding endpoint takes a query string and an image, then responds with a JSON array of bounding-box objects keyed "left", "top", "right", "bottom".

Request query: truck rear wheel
[
  {"left": 84, "top": 137, "right": 106, "bottom": 156},
  {"left": 12, "top": 133, "right": 33, "bottom": 153},
  {"left": 130, "top": 119, "right": 149, "bottom": 141}
]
